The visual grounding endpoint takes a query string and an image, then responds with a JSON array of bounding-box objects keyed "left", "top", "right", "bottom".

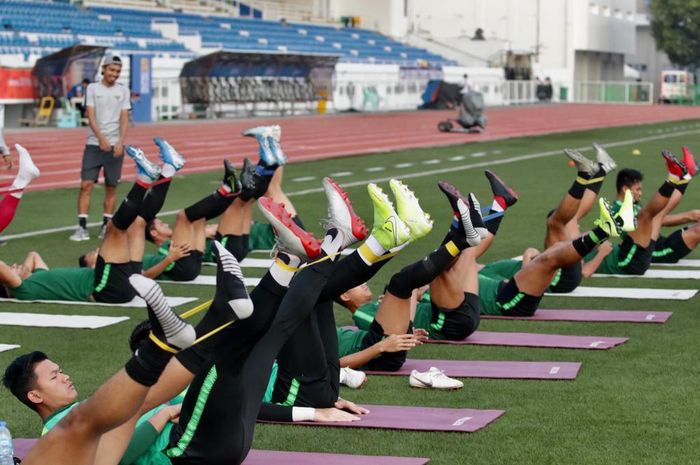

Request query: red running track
[{"left": 2, "top": 104, "right": 700, "bottom": 192}]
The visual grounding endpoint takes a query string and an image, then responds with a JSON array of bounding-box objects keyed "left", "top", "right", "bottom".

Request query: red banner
[{"left": 0, "top": 67, "right": 36, "bottom": 100}]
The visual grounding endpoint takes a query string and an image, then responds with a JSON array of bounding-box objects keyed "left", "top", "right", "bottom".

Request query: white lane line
[
  {"left": 293, "top": 176, "right": 316, "bottom": 182},
  {"left": 423, "top": 159, "right": 441, "bottom": 165},
  {"left": 395, "top": 163, "right": 413, "bottom": 168},
  {"left": 448, "top": 155, "right": 465, "bottom": 161},
  {"left": 4, "top": 128, "right": 700, "bottom": 241},
  {"left": 365, "top": 166, "right": 384, "bottom": 172},
  {"left": 330, "top": 171, "right": 353, "bottom": 177},
  {"left": 470, "top": 152, "right": 487, "bottom": 158}
]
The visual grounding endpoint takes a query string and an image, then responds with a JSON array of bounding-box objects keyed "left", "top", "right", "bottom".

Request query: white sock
[
  {"left": 161, "top": 163, "right": 176, "bottom": 178},
  {"left": 320, "top": 230, "right": 344, "bottom": 260},
  {"left": 10, "top": 144, "right": 40, "bottom": 198},
  {"left": 269, "top": 254, "right": 301, "bottom": 287},
  {"left": 490, "top": 199, "right": 504, "bottom": 213}
]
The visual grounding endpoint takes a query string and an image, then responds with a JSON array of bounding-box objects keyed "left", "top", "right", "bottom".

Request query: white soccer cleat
[
  {"left": 339, "top": 366, "right": 368, "bottom": 389},
  {"left": 409, "top": 367, "right": 463, "bottom": 390}
]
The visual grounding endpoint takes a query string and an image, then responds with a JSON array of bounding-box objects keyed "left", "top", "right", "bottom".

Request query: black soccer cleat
[
  {"left": 222, "top": 159, "right": 242, "bottom": 195},
  {"left": 484, "top": 170, "right": 518, "bottom": 208}
]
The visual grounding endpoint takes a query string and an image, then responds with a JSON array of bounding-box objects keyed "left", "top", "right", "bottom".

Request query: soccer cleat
[
  {"left": 682, "top": 146, "right": 697, "bottom": 177},
  {"left": 468, "top": 193, "right": 488, "bottom": 240},
  {"left": 14, "top": 144, "right": 40, "bottom": 187},
  {"left": 243, "top": 125, "right": 285, "bottom": 166},
  {"left": 68, "top": 225, "right": 90, "bottom": 242},
  {"left": 563, "top": 148, "right": 598, "bottom": 177},
  {"left": 484, "top": 170, "right": 518, "bottom": 208},
  {"left": 258, "top": 196, "right": 321, "bottom": 260},
  {"left": 367, "top": 183, "right": 411, "bottom": 250},
  {"left": 125, "top": 145, "right": 161, "bottom": 181},
  {"left": 339, "top": 366, "right": 368, "bottom": 389},
  {"left": 457, "top": 197, "right": 482, "bottom": 246},
  {"left": 662, "top": 150, "right": 689, "bottom": 182},
  {"left": 128, "top": 274, "right": 196, "bottom": 350},
  {"left": 213, "top": 241, "right": 254, "bottom": 320},
  {"left": 323, "top": 177, "right": 368, "bottom": 248},
  {"left": 594, "top": 197, "right": 622, "bottom": 238},
  {"left": 409, "top": 367, "right": 463, "bottom": 390},
  {"left": 592, "top": 143, "right": 617, "bottom": 174},
  {"left": 437, "top": 180, "right": 466, "bottom": 217},
  {"left": 389, "top": 178, "right": 433, "bottom": 241},
  {"left": 268, "top": 124, "right": 287, "bottom": 166},
  {"left": 438, "top": 181, "right": 481, "bottom": 244},
  {"left": 239, "top": 158, "right": 272, "bottom": 201},
  {"left": 615, "top": 189, "right": 637, "bottom": 233},
  {"left": 222, "top": 159, "right": 242, "bottom": 195},
  {"left": 154, "top": 137, "right": 185, "bottom": 171}
]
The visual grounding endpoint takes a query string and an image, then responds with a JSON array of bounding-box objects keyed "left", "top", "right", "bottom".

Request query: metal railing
[{"left": 574, "top": 81, "right": 653, "bottom": 104}]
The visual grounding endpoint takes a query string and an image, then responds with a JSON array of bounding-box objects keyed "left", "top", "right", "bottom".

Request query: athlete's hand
[
  {"left": 113, "top": 142, "right": 124, "bottom": 157},
  {"left": 168, "top": 243, "right": 192, "bottom": 261},
  {"left": 165, "top": 403, "right": 182, "bottom": 423},
  {"left": 314, "top": 408, "right": 360, "bottom": 422},
  {"left": 98, "top": 137, "right": 111, "bottom": 152},
  {"left": 597, "top": 240, "right": 613, "bottom": 256},
  {"left": 684, "top": 209, "right": 700, "bottom": 222},
  {"left": 335, "top": 398, "right": 369, "bottom": 415},
  {"left": 412, "top": 328, "right": 429, "bottom": 343},
  {"left": 379, "top": 334, "right": 418, "bottom": 353}
]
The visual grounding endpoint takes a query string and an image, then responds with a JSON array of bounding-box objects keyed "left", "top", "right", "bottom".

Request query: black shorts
[
  {"left": 162, "top": 251, "right": 203, "bottom": 281},
  {"left": 495, "top": 278, "right": 542, "bottom": 317},
  {"left": 81, "top": 144, "right": 124, "bottom": 187},
  {"left": 359, "top": 319, "right": 412, "bottom": 372},
  {"left": 430, "top": 292, "right": 480, "bottom": 340},
  {"left": 652, "top": 230, "right": 691, "bottom": 264},
  {"left": 271, "top": 367, "right": 338, "bottom": 409},
  {"left": 617, "top": 236, "right": 653, "bottom": 275},
  {"left": 93, "top": 257, "right": 139, "bottom": 303},
  {"left": 547, "top": 262, "right": 583, "bottom": 294}
]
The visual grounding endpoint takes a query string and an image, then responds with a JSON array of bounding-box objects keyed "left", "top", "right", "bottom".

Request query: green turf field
[{"left": 1, "top": 119, "right": 699, "bottom": 464}]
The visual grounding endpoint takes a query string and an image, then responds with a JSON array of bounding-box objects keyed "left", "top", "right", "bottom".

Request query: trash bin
[{"left": 559, "top": 86, "right": 568, "bottom": 102}]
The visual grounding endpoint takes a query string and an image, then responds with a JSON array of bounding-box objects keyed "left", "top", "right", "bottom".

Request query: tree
[{"left": 649, "top": 0, "right": 700, "bottom": 68}]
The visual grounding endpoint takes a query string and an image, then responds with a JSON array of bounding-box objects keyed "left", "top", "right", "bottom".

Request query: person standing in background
[{"left": 70, "top": 55, "right": 130, "bottom": 242}]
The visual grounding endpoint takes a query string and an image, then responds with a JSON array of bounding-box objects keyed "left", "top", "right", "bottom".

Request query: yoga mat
[
  {"left": 652, "top": 259, "right": 700, "bottom": 268},
  {"left": 428, "top": 331, "right": 628, "bottom": 350},
  {"left": 545, "top": 286, "right": 697, "bottom": 300},
  {"left": 365, "top": 359, "right": 581, "bottom": 380},
  {"left": 0, "top": 296, "right": 197, "bottom": 308},
  {"left": 0, "top": 313, "right": 129, "bottom": 329},
  {"left": 482, "top": 309, "right": 672, "bottom": 324},
  {"left": 158, "top": 276, "right": 261, "bottom": 287},
  {"left": 0, "top": 344, "right": 19, "bottom": 353},
  {"left": 264, "top": 404, "right": 504, "bottom": 433},
  {"left": 593, "top": 269, "right": 700, "bottom": 279},
  {"left": 203, "top": 257, "right": 273, "bottom": 268},
  {"left": 244, "top": 450, "right": 430, "bottom": 465},
  {"left": 11, "top": 440, "right": 429, "bottom": 465}
]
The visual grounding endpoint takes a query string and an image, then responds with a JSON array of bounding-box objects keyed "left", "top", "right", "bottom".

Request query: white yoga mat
[
  {"left": 203, "top": 258, "right": 273, "bottom": 268},
  {"left": 0, "top": 344, "right": 20, "bottom": 353},
  {"left": 0, "top": 296, "right": 197, "bottom": 308},
  {"left": 0, "top": 313, "right": 129, "bottom": 329},
  {"left": 593, "top": 269, "right": 700, "bottom": 279},
  {"left": 652, "top": 259, "right": 700, "bottom": 268},
  {"left": 546, "top": 286, "right": 697, "bottom": 300},
  {"left": 159, "top": 276, "right": 261, "bottom": 287}
]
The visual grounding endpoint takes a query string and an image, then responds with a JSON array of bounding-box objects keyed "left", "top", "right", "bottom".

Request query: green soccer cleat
[
  {"left": 389, "top": 178, "right": 433, "bottom": 241},
  {"left": 368, "top": 183, "right": 411, "bottom": 250},
  {"left": 594, "top": 197, "right": 621, "bottom": 238},
  {"left": 615, "top": 189, "right": 637, "bottom": 233}
]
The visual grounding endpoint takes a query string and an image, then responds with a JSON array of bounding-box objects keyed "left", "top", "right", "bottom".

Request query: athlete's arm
[
  {"left": 662, "top": 209, "right": 700, "bottom": 227},
  {"left": 0, "top": 260, "right": 22, "bottom": 289},
  {"left": 142, "top": 244, "right": 192, "bottom": 279},
  {"left": 582, "top": 241, "right": 613, "bottom": 278},
  {"left": 257, "top": 403, "right": 361, "bottom": 423},
  {"left": 114, "top": 108, "right": 129, "bottom": 157},
  {"left": 339, "top": 333, "right": 418, "bottom": 369},
  {"left": 86, "top": 103, "right": 110, "bottom": 153}
]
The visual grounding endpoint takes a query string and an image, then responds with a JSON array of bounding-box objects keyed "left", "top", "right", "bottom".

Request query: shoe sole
[
  {"left": 662, "top": 151, "right": 688, "bottom": 178},
  {"left": 258, "top": 197, "right": 321, "bottom": 258},
  {"left": 484, "top": 170, "right": 518, "bottom": 206},
  {"left": 563, "top": 149, "right": 597, "bottom": 175},
  {"left": 69, "top": 236, "right": 90, "bottom": 242},
  {"left": 325, "top": 178, "right": 368, "bottom": 241},
  {"left": 682, "top": 146, "right": 697, "bottom": 177},
  {"left": 437, "top": 180, "right": 463, "bottom": 215},
  {"left": 154, "top": 138, "right": 185, "bottom": 169}
]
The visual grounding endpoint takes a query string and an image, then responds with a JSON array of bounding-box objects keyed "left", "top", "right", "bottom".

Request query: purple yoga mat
[
  {"left": 13, "top": 439, "right": 429, "bottom": 465},
  {"left": 428, "top": 331, "right": 628, "bottom": 349},
  {"left": 482, "top": 309, "right": 672, "bottom": 324},
  {"left": 244, "top": 450, "right": 429, "bottom": 465},
  {"left": 264, "top": 404, "right": 504, "bottom": 433},
  {"left": 365, "top": 359, "right": 581, "bottom": 380}
]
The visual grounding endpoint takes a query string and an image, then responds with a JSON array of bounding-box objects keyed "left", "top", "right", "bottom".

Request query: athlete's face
[
  {"left": 102, "top": 64, "right": 122, "bottom": 86},
  {"left": 624, "top": 182, "right": 643, "bottom": 203},
  {"left": 28, "top": 360, "right": 78, "bottom": 411},
  {"left": 344, "top": 283, "right": 373, "bottom": 307},
  {"left": 152, "top": 219, "right": 173, "bottom": 239}
]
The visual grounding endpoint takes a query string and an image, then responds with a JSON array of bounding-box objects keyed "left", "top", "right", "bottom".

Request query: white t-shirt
[{"left": 85, "top": 82, "right": 131, "bottom": 146}]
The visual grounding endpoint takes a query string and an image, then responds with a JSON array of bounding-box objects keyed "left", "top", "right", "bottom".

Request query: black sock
[
  {"left": 386, "top": 245, "right": 458, "bottom": 299},
  {"left": 140, "top": 178, "right": 172, "bottom": 222},
  {"left": 674, "top": 183, "right": 689, "bottom": 195},
  {"left": 112, "top": 182, "right": 149, "bottom": 230},
  {"left": 584, "top": 166, "right": 606, "bottom": 195},
  {"left": 568, "top": 178, "right": 586, "bottom": 199},
  {"left": 78, "top": 216, "right": 87, "bottom": 229},
  {"left": 484, "top": 211, "right": 504, "bottom": 235},
  {"left": 658, "top": 181, "right": 675, "bottom": 198},
  {"left": 292, "top": 215, "right": 305, "bottom": 229},
  {"left": 572, "top": 225, "right": 608, "bottom": 257},
  {"left": 219, "top": 234, "right": 248, "bottom": 262},
  {"left": 184, "top": 191, "right": 235, "bottom": 222},
  {"left": 124, "top": 338, "right": 173, "bottom": 387}
]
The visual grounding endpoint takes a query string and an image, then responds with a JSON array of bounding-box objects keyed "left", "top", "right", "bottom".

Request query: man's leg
[
  {"left": 652, "top": 225, "right": 700, "bottom": 263},
  {"left": 22, "top": 278, "right": 196, "bottom": 465},
  {"left": 0, "top": 145, "right": 39, "bottom": 233}
]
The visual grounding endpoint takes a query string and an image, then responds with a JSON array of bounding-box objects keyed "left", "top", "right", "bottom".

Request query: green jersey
[
  {"left": 142, "top": 240, "right": 175, "bottom": 279},
  {"left": 479, "top": 258, "right": 522, "bottom": 281},
  {"left": 353, "top": 299, "right": 445, "bottom": 339},
  {"left": 12, "top": 268, "right": 95, "bottom": 302},
  {"left": 337, "top": 326, "right": 368, "bottom": 357}
]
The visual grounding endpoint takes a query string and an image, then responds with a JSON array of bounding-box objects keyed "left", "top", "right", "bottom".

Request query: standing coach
[{"left": 70, "top": 55, "right": 130, "bottom": 241}]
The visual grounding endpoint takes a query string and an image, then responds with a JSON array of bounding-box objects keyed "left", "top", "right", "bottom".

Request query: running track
[{"left": 3, "top": 104, "right": 700, "bottom": 192}]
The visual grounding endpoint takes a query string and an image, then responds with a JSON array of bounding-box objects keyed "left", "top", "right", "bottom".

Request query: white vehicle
[{"left": 659, "top": 70, "right": 695, "bottom": 103}]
